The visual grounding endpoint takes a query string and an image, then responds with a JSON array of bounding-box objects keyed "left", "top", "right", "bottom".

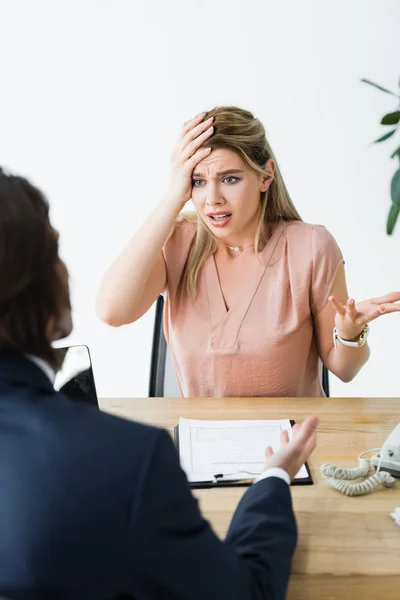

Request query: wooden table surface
[{"left": 100, "top": 397, "right": 400, "bottom": 599}]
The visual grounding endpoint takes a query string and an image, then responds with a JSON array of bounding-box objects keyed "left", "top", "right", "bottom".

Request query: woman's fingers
[
  {"left": 180, "top": 125, "right": 214, "bottom": 162},
  {"left": 187, "top": 147, "right": 213, "bottom": 171},
  {"left": 181, "top": 116, "right": 214, "bottom": 147},
  {"left": 329, "top": 295, "right": 346, "bottom": 316},
  {"left": 180, "top": 113, "right": 206, "bottom": 138},
  {"left": 346, "top": 298, "right": 358, "bottom": 319},
  {"left": 357, "top": 302, "right": 400, "bottom": 325},
  {"left": 375, "top": 303, "right": 400, "bottom": 314},
  {"left": 177, "top": 115, "right": 213, "bottom": 157},
  {"left": 370, "top": 292, "right": 400, "bottom": 305}
]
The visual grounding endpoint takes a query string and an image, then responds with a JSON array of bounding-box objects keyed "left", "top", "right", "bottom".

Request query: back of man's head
[{"left": 0, "top": 167, "right": 70, "bottom": 366}]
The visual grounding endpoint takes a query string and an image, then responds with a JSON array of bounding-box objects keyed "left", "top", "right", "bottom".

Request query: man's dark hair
[{"left": 0, "top": 167, "right": 70, "bottom": 365}]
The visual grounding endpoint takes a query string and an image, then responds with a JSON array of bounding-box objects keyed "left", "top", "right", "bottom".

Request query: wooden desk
[{"left": 100, "top": 397, "right": 400, "bottom": 599}]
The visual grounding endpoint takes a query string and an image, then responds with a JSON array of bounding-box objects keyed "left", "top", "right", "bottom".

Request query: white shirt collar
[{"left": 25, "top": 354, "right": 56, "bottom": 384}]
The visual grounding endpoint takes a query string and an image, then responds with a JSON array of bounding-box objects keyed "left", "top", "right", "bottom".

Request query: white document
[{"left": 178, "top": 418, "right": 309, "bottom": 483}]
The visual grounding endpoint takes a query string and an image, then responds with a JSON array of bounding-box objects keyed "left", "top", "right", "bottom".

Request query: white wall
[{"left": 1, "top": 0, "right": 399, "bottom": 398}]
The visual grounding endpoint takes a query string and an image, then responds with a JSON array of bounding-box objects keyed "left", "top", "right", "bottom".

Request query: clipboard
[{"left": 173, "top": 419, "right": 313, "bottom": 489}]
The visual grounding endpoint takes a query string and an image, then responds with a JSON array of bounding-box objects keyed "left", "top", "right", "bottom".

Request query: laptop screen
[{"left": 54, "top": 345, "right": 98, "bottom": 406}]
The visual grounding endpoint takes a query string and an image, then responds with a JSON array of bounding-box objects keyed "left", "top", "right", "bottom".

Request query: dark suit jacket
[{"left": 0, "top": 351, "right": 297, "bottom": 600}]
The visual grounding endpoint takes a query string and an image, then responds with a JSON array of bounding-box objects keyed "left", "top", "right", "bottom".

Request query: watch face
[{"left": 358, "top": 325, "right": 369, "bottom": 346}]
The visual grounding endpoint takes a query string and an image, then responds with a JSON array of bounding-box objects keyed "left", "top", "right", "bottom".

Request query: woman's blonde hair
[{"left": 182, "top": 106, "right": 302, "bottom": 297}]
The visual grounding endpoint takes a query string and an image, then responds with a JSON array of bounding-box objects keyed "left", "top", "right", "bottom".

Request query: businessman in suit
[{"left": 0, "top": 167, "right": 318, "bottom": 599}]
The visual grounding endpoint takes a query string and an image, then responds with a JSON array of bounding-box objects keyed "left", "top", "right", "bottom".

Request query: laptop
[{"left": 54, "top": 345, "right": 98, "bottom": 406}]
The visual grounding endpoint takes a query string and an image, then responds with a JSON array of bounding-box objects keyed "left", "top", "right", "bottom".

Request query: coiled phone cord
[{"left": 321, "top": 448, "right": 396, "bottom": 496}]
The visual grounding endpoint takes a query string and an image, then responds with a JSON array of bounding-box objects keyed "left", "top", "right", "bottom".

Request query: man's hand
[{"left": 263, "top": 416, "right": 319, "bottom": 481}]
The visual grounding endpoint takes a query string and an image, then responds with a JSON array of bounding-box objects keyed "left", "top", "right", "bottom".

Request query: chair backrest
[
  {"left": 148, "top": 295, "right": 330, "bottom": 397},
  {"left": 321, "top": 362, "right": 330, "bottom": 397},
  {"left": 149, "top": 295, "right": 181, "bottom": 397}
]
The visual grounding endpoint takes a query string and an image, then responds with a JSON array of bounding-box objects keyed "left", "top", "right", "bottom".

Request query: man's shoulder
[
  {"left": 28, "top": 390, "right": 166, "bottom": 469},
  {"left": 56, "top": 392, "right": 163, "bottom": 445}
]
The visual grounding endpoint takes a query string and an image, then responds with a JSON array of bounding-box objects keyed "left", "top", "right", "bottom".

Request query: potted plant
[{"left": 361, "top": 77, "right": 400, "bottom": 234}]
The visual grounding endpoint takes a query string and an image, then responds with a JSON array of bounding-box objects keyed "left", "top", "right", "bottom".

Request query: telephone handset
[{"left": 371, "top": 423, "right": 400, "bottom": 478}]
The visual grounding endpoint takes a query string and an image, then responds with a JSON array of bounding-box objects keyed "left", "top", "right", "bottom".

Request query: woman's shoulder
[
  {"left": 283, "top": 219, "right": 343, "bottom": 272},
  {"left": 284, "top": 220, "right": 340, "bottom": 250},
  {"left": 285, "top": 220, "right": 331, "bottom": 237},
  {"left": 280, "top": 221, "right": 342, "bottom": 272}
]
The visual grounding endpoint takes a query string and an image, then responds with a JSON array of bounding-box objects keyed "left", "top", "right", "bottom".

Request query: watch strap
[{"left": 333, "top": 324, "right": 369, "bottom": 348}]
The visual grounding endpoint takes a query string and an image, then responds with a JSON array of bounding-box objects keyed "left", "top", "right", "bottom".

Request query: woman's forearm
[
  {"left": 96, "top": 196, "right": 181, "bottom": 326},
  {"left": 326, "top": 342, "right": 370, "bottom": 383}
]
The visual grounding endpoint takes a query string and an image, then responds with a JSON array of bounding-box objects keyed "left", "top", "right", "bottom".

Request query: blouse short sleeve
[
  {"left": 162, "top": 215, "right": 196, "bottom": 297},
  {"left": 311, "top": 225, "right": 344, "bottom": 315}
]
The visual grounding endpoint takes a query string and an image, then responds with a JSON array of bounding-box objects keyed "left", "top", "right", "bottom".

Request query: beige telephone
[{"left": 371, "top": 424, "right": 400, "bottom": 478}]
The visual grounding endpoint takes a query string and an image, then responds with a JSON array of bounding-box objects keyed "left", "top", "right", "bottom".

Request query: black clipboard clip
[{"left": 213, "top": 473, "right": 255, "bottom": 485}]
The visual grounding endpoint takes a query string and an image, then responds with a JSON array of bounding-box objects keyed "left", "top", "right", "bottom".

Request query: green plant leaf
[
  {"left": 391, "top": 147, "right": 400, "bottom": 159},
  {"left": 391, "top": 168, "right": 400, "bottom": 205},
  {"left": 386, "top": 203, "right": 400, "bottom": 235},
  {"left": 381, "top": 111, "right": 400, "bottom": 125},
  {"left": 361, "top": 78, "right": 397, "bottom": 96},
  {"left": 373, "top": 129, "right": 397, "bottom": 143}
]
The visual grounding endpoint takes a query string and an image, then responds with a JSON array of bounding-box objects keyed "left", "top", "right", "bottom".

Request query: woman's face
[{"left": 191, "top": 148, "right": 273, "bottom": 244}]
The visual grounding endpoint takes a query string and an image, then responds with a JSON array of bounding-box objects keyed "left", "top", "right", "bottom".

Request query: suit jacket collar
[{"left": 0, "top": 350, "right": 55, "bottom": 394}]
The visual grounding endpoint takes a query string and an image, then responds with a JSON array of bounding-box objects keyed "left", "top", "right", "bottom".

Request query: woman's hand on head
[
  {"left": 166, "top": 113, "right": 214, "bottom": 209},
  {"left": 329, "top": 291, "right": 400, "bottom": 340}
]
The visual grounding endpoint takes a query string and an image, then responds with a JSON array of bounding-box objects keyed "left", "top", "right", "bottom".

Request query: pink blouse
[{"left": 162, "top": 217, "right": 343, "bottom": 397}]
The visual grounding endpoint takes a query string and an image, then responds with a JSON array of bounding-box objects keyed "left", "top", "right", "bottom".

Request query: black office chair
[{"left": 149, "top": 295, "right": 330, "bottom": 397}]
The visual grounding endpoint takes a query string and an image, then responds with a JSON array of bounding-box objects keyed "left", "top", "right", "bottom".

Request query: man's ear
[
  {"left": 260, "top": 158, "right": 275, "bottom": 192},
  {"left": 48, "top": 259, "right": 73, "bottom": 341},
  {"left": 46, "top": 309, "right": 73, "bottom": 343}
]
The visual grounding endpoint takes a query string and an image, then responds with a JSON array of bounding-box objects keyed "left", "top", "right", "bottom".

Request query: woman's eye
[
  {"left": 223, "top": 176, "right": 239, "bottom": 184},
  {"left": 192, "top": 179, "right": 204, "bottom": 187}
]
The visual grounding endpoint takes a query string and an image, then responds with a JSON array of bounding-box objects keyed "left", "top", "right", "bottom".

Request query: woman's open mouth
[{"left": 206, "top": 213, "right": 232, "bottom": 228}]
